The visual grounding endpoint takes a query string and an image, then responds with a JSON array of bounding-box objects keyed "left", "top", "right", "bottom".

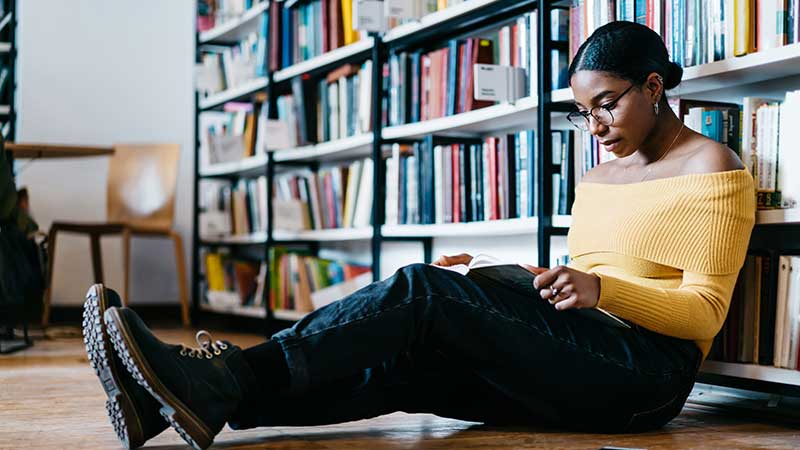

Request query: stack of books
[
  {"left": 569, "top": 0, "right": 800, "bottom": 69},
  {"left": 269, "top": 248, "right": 372, "bottom": 312},
  {"left": 273, "top": 158, "right": 375, "bottom": 230}
]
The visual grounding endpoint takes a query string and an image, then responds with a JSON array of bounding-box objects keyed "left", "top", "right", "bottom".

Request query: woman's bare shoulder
[{"left": 681, "top": 138, "right": 745, "bottom": 175}]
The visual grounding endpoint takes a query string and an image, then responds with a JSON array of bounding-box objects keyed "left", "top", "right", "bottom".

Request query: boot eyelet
[
  {"left": 219, "top": 343, "right": 228, "bottom": 350},
  {"left": 179, "top": 349, "right": 187, "bottom": 356},
  {"left": 206, "top": 353, "right": 213, "bottom": 359},
  {"left": 214, "top": 349, "right": 221, "bottom": 356}
]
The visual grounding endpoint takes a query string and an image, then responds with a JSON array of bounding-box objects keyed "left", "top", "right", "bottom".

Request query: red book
[
  {"left": 487, "top": 137, "right": 498, "bottom": 220},
  {"left": 510, "top": 24, "right": 518, "bottom": 67},
  {"left": 329, "top": 0, "right": 344, "bottom": 50},
  {"left": 421, "top": 54, "right": 430, "bottom": 121},
  {"left": 269, "top": 1, "right": 282, "bottom": 71},
  {"left": 321, "top": 0, "right": 330, "bottom": 54},
  {"left": 467, "top": 38, "right": 495, "bottom": 111},
  {"left": 456, "top": 41, "right": 466, "bottom": 113},
  {"left": 646, "top": 0, "right": 654, "bottom": 30},
  {"left": 452, "top": 144, "right": 460, "bottom": 223},
  {"left": 440, "top": 47, "right": 449, "bottom": 118}
]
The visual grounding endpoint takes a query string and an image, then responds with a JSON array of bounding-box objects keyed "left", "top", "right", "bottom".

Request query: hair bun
[{"left": 664, "top": 61, "right": 683, "bottom": 90}]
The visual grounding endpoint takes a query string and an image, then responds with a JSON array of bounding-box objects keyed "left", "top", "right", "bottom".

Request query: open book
[{"left": 438, "top": 254, "right": 631, "bottom": 329}]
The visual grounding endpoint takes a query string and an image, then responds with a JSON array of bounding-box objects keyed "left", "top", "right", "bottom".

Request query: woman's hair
[{"left": 567, "top": 21, "right": 683, "bottom": 92}]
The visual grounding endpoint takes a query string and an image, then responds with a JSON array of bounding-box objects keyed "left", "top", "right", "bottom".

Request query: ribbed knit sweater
[{"left": 567, "top": 169, "right": 756, "bottom": 359}]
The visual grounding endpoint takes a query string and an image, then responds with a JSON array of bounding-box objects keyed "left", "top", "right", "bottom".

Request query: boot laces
[{"left": 179, "top": 330, "right": 229, "bottom": 359}]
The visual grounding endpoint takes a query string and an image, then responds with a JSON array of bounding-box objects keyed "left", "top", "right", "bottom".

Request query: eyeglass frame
[{"left": 567, "top": 84, "right": 636, "bottom": 131}]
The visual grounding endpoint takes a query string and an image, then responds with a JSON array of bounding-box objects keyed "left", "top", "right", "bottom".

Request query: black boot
[
  {"left": 104, "top": 306, "right": 257, "bottom": 450},
  {"left": 82, "top": 285, "right": 168, "bottom": 449}
]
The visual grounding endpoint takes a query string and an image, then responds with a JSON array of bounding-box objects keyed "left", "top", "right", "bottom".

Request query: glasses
[{"left": 567, "top": 84, "right": 635, "bottom": 131}]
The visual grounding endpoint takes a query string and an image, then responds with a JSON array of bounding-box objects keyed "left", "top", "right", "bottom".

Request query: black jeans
[{"left": 230, "top": 263, "right": 702, "bottom": 433}]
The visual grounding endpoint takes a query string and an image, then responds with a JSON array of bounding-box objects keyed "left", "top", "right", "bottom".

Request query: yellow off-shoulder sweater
[{"left": 567, "top": 169, "right": 756, "bottom": 359}]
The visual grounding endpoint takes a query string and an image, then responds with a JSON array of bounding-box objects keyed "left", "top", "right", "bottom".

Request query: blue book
[
  {"left": 254, "top": 12, "right": 269, "bottom": 77},
  {"left": 701, "top": 110, "right": 724, "bottom": 142},
  {"left": 281, "top": 4, "right": 293, "bottom": 68},
  {"left": 635, "top": 0, "right": 646, "bottom": 25},
  {"left": 475, "top": 144, "right": 484, "bottom": 221},
  {"left": 459, "top": 144, "right": 470, "bottom": 222},
  {"left": 514, "top": 133, "right": 522, "bottom": 217},
  {"left": 527, "top": 130, "right": 537, "bottom": 217},
  {"left": 446, "top": 40, "right": 459, "bottom": 116},
  {"left": 410, "top": 52, "right": 421, "bottom": 123},
  {"left": 470, "top": 144, "right": 480, "bottom": 222},
  {"left": 319, "top": 79, "right": 329, "bottom": 141}
]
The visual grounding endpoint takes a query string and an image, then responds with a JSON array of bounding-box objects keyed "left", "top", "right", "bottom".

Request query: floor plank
[{"left": 2, "top": 327, "right": 799, "bottom": 449}]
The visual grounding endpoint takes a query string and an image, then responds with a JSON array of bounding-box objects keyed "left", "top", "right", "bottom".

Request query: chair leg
[
  {"left": 89, "top": 234, "right": 104, "bottom": 283},
  {"left": 170, "top": 231, "right": 190, "bottom": 327},
  {"left": 41, "top": 227, "right": 59, "bottom": 327},
  {"left": 122, "top": 229, "right": 131, "bottom": 307}
]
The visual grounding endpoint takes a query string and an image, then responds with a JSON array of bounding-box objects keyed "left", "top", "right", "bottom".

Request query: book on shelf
[
  {"left": 709, "top": 254, "right": 800, "bottom": 370},
  {"left": 199, "top": 95, "right": 267, "bottom": 168},
  {"left": 384, "top": 132, "right": 539, "bottom": 226},
  {"left": 199, "top": 176, "right": 268, "bottom": 238},
  {"left": 385, "top": 0, "right": 462, "bottom": 27},
  {"left": 273, "top": 157, "right": 374, "bottom": 230},
  {"left": 274, "top": 61, "right": 372, "bottom": 147},
  {"left": 269, "top": 247, "right": 372, "bottom": 313},
  {"left": 196, "top": 10, "right": 269, "bottom": 98},
  {"left": 197, "top": 0, "right": 265, "bottom": 32},
  {"left": 269, "top": 0, "right": 368, "bottom": 71},
  {"left": 437, "top": 254, "right": 631, "bottom": 328},
  {"left": 383, "top": 10, "right": 569, "bottom": 127},
  {"left": 569, "top": 0, "right": 800, "bottom": 69},
  {"left": 203, "top": 249, "right": 265, "bottom": 308}
]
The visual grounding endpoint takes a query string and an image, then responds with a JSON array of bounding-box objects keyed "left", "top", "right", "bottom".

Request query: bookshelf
[
  {"left": 0, "top": 0, "right": 20, "bottom": 354},
  {"left": 192, "top": 0, "right": 800, "bottom": 398}
]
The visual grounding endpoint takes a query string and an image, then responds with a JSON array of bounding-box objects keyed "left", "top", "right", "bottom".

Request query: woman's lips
[{"left": 600, "top": 139, "right": 620, "bottom": 152}]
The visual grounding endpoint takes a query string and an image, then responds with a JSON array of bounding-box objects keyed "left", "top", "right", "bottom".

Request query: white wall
[{"left": 16, "top": 0, "right": 195, "bottom": 305}]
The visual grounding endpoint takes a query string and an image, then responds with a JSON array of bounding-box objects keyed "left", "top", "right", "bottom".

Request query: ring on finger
[{"left": 551, "top": 285, "right": 560, "bottom": 297}]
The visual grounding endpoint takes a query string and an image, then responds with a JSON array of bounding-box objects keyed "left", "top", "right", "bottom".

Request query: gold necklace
[{"left": 637, "top": 122, "right": 685, "bottom": 182}]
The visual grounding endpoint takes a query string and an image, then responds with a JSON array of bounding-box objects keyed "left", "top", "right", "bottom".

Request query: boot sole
[
  {"left": 82, "top": 284, "right": 145, "bottom": 449},
  {"left": 104, "top": 307, "right": 214, "bottom": 450}
]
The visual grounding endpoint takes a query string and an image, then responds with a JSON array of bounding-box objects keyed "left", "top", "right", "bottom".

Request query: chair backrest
[{"left": 106, "top": 143, "right": 180, "bottom": 230}]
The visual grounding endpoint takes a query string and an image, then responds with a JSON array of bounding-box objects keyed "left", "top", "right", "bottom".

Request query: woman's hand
[
  {"left": 520, "top": 264, "right": 548, "bottom": 276},
  {"left": 533, "top": 265, "right": 601, "bottom": 311},
  {"left": 431, "top": 253, "right": 473, "bottom": 267}
]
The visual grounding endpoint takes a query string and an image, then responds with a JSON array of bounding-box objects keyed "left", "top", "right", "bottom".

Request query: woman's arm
[{"left": 593, "top": 270, "right": 739, "bottom": 341}]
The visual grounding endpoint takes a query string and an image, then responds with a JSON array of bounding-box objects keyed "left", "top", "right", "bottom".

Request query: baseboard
[{"left": 49, "top": 304, "right": 184, "bottom": 326}]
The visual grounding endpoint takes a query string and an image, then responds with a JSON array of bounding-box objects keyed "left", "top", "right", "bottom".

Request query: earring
[{"left": 653, "top": 103, "right": 660, "bottom": 115}]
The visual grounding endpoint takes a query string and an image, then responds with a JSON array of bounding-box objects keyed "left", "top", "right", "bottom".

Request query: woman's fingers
[{"left": 521, "top": 264, "right": 548, "bottom": 275}]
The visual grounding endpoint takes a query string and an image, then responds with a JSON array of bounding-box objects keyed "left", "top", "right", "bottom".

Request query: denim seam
[{"left": 277, "top": 293, "right": 681, "bottom": 379}]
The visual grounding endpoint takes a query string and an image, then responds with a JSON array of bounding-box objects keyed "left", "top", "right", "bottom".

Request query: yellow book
[
  {"left": 437, "top": 0, "right": 447, "bottom": 11},
  {"left": 734, "top": 0, "right": 755, "bottom": 56},
  {"left": 341, "top": 0, "right": 358, "bottom": 45},
  {"left": 205, "top": 253, "right": 226, "bottom": 291}
]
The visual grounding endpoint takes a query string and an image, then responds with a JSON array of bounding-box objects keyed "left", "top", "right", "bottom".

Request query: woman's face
[{"left": 569, "top": 70, "right": 656, "bottom": 158}]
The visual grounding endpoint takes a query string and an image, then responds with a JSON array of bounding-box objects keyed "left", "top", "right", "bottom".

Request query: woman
[{"left": 84, "top": 21, "right": 755, "bottom": 450}]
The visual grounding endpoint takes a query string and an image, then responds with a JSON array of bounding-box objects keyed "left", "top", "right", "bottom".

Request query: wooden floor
[{"left": 3, "top": 327, "right": 800, "bottom": 450}]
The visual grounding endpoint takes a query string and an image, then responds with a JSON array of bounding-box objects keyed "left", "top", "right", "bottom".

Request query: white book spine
[
  {"left": 385, "top": 156, "right": 399, "bottom": 226},
  {"left": 434, "top": 145, "right": 444, "bottom": 224},
  {"left": 352, "top": 158, "right": 375, "bottom": 228},
  {"left": 785, "top": 256, "right": 800, "bottom": 369},
  {"left": 774, "top": 255, "right": 792, "bottom": 367}
]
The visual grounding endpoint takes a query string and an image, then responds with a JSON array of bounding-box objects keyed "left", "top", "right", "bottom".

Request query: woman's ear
[{"left": 644, "top": 72, "right": 663, "bottom": 103}]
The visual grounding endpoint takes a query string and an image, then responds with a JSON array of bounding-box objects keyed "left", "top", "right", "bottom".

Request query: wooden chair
[{"left": 41, "top": 144, "right": 189, "bottom": 327}]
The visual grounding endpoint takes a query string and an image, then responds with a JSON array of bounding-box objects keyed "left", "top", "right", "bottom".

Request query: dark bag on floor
[{"left": 0, "top": 138, "right": 44, "bottom": 308}]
